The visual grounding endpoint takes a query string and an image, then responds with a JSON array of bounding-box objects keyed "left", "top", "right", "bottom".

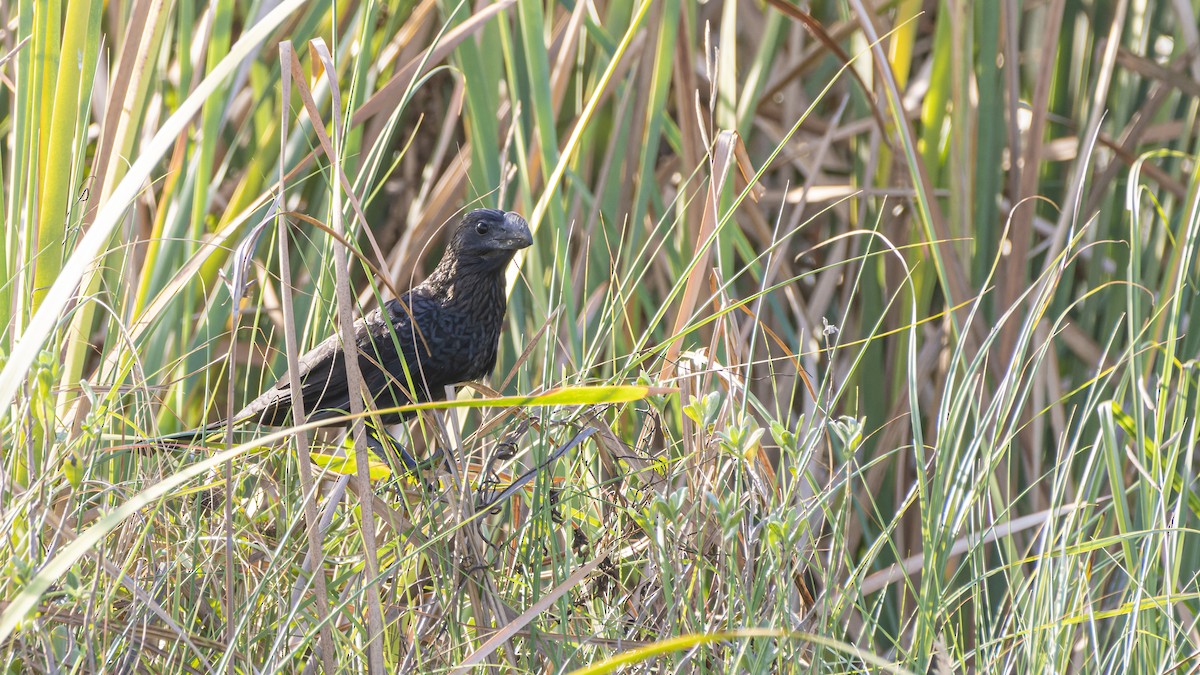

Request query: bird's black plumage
[{"left": 231, "top": 208, "right": 532, "bottom": 428}]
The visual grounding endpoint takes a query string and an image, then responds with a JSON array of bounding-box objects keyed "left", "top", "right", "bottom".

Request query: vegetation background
[{"left": 0, "top": 0, "right": 1197, "bottom": 671}]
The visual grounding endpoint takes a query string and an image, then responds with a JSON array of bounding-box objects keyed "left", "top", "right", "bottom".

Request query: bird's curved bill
[{"left": 497, "top": 211, "right": 533, "bottom": 250}]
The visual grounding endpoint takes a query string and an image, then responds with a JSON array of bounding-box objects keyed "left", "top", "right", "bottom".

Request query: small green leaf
[{"left": 309, "top": 449, "right": 393, "bottom": 482}]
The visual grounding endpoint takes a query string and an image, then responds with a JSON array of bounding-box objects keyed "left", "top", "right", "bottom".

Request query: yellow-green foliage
[{"left": 0, "top": 1, "right": 1197, "bottom": 672}]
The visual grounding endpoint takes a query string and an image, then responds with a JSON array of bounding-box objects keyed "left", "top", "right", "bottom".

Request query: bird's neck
[{"left": 424, "top": 252, "right": 511, "bottom": 303}]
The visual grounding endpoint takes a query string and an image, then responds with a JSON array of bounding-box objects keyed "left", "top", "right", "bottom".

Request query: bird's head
[{"left": 449, "top": 209, "right": 533, "bottom": 266}]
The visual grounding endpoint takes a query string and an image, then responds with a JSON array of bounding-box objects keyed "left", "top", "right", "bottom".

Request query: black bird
[{"left": 159, "top": 208, "right": 532, "bottom": 460}]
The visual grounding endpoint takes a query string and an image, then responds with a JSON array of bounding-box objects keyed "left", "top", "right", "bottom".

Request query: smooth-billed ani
[{"left": 160, "top": 208, "right": 532, "bottom": 450}]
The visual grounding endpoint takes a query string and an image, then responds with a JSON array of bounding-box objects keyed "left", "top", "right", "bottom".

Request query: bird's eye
[{"left": 475, "top": 222, "right": 490, "bottom": 235}]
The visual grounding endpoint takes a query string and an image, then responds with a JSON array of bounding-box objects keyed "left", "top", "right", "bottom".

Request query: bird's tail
[{"left": 138, "top": 421, "right": 231, "bottom": 449}]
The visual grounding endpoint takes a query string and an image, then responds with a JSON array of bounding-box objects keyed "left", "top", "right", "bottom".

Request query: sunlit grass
[{"left": 1, "top": 0, "right": 1198, "bottom": 672}]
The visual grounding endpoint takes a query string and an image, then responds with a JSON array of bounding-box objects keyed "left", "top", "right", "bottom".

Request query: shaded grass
[{"left": 1, "top": 0, "right": 1199, "bottom": 672}]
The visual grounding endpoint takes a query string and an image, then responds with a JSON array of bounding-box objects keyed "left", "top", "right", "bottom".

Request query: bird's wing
[
  {"left": 235, "top": 290, "right": 442, "bottom": 425},
  {"left": 289, "top": 293, "right": 439, "bottom": 417},
  {"left": 232, "top": 327, "right": 349, "bottom": 425},
  {"left": 357, "top": 293, "right": 440, "bottom": 405}
]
